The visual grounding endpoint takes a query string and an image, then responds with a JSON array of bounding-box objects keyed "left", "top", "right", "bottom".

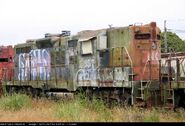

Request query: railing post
[{"left": 176, "top": 58, "right": 180, "bottom": 88}]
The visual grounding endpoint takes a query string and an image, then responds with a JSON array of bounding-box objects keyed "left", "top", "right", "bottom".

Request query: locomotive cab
[
  {"left": 0, "top": 46, "right": 14, "bottom": 81},
  {"left": 130, "top": 22, "right": 161, "bottom": 81}
]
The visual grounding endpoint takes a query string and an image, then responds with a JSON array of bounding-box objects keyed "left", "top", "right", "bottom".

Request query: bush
[{"left": 0, "top": 94, "right": 32, "bottom": 111}]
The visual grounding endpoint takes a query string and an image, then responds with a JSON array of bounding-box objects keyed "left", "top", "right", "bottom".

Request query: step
[
  {"left": 135, "top": 101, "right": 146, "bottom": 107},
  {"left": 167, "top": 98, "right": 173, "bottom": 100},
  {"left": 141, "top": 80, "right": 149, "bottom": 82},
  {"left": 136, "top": 97, "right": 144, "bottom": 99},
  {"left": 166, "top": 103, "right": 173, "bottom": 105},
  {"left": 141, "top": 84, "right": 147, "bottom": 86},
  {"left": 128, "top": 73, "right": 136, "bottom": 76},
  {"left": 161, "top": 74, "right": 170, "bottom": 76},
  {"left": 164, "top": 103, "right": 174, "bottom": 108},
  {"left": 163, "top": 106, "right": 174, "bottom": 110},
  {"left": 138, "top": 88, "right": 145, "bottom": 90},
  {"left": 141, "top": 82, "right": 149, "bottom": 85},
  {"left": 166, "top": 89, "right": 173, "bottom": 91}
]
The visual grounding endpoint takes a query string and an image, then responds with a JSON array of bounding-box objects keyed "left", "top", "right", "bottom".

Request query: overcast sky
[{"left": 0, "top": 0, "right": 185, "bottom": 46}]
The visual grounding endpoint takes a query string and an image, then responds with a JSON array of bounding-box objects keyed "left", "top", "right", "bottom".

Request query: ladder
[
  {"left": 135, "top": 57, "right": 152, "bottom": 107},
  {"left": 162, "top": 51, "right": 176, "bottom": 109},
  {"left": 164, "top": 88, "right": 174, "bottom": 109},
  {"left": 162, "top": 62, "right": 175, "bottom": 109},
  {"left": 136, "top": 80, "right": 151, "bottom": 107}
]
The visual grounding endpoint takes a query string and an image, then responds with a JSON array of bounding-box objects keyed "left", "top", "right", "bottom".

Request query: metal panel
[
  {"left": 113, "top": 47, "right": 122, "bottom": 66},
  {"left": 81, "top": 40, "right": 93, "bottom": 55},
  {"left": 55, "top": 67, "right": 69, "bottom": 81},
  {"left": 114, "top": 67, "right": 124, "bottom": 81},
  {"left": 15, "top": 49, "right": 51, "bottom": 81},
  {"left": 107, "top": 27, "right": 131, "bottom": 48},
  {"left": 98, "top": 68, "right": 113, "bottom": 82},
  {"left": 97, "top": 31, "right": 107, "bottom": 50}
]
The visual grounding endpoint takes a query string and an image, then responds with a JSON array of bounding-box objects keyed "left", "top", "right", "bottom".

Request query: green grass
[
  {"left": 55, "top": 100, "right": 82, "bottom": 121},
  {"left": 143, "top": 109, "right": 160, "bottom": 122},
  {"left": 0, "top": 93, "right": 32, "bottom": 111},
  {"left": 54, "top": 93, "right": 113, "bottom": 122},
  {"left": 0, "top": 92, "right": 184, "bottom": 122}
]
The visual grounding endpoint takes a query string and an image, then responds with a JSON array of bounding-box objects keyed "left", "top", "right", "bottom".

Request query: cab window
[{"left": 135, "top": 33, "right": 151, "bottom": 39}]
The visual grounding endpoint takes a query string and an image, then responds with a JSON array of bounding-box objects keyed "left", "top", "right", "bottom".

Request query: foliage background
[{"left": 160, "top": 32, "right": 185, "bottom": 53}]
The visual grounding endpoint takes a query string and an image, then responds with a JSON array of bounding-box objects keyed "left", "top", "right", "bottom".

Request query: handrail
[
  {"left": 123, "top": 46, "right": 134, "bottom": 105},
  {"left": 141, "top": 59, "right": 152, "bottom": 100},
  {"left": 142, "top": 59, "right": 150, "bottom": 81}
]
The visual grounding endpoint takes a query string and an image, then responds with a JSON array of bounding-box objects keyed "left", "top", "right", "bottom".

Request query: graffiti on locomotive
[{"left": 18, "top": 49, "right": 51, "bottom": 81}]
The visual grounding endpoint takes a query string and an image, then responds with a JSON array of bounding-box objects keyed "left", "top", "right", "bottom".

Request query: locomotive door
[{"left": 67, "top": 39, "right": 78, "bottom": 91}]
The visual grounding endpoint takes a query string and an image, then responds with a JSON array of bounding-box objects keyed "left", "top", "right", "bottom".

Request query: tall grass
[
  {"left": 0, "top": 91, "right": 184, "bottom": 122},
  {"left": 54, "top": 93, "right": 113, "bottom": 122},
  {"left": 143, "top": 109, "right": 160, "bottom": 122},
  {"left": 0, "top": 94, "right": 32, "bottom": 111}
]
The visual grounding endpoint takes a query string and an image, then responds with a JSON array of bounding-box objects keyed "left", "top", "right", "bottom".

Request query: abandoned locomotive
[{"left": 1, "top": 22, "right": 184, "bottom": 109}]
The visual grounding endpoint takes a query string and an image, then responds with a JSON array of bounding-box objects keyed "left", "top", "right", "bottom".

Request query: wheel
[
  {"left": 9, "top": 87, "right": 16, "bottom": 95},
  {"left": 119, "top": 91, "right": 132, "bottom": 107}
]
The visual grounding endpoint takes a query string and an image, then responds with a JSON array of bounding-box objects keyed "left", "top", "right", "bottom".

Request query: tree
[{"left": 160, "top": 32, "right": 185, "bottom": 53}]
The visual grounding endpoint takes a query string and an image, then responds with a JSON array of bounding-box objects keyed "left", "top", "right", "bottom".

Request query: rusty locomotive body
[
  {"left": 1, "top": 22, "right": 184, "bottom": 108},
  {"left": 0, "top": 46, "right": 14, "bottom": 81},
  {"left": 0, "top": 46, "right": 14, "bottom": 96}
]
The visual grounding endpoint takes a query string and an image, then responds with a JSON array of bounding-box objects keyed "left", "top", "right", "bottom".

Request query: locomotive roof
[
  {"left": 13, "top": 22, "right": 159, "bottom": 48},
  {"left": 77, "top": 29, "right": 105, "bottom": 41},
  {"left": 76, "top": 26, "right": 130, "bottom": 41},
  {"left": 76, "top": 23, "right": 154, "bottom": 41},
  {"left": 14, "top": 36, "right": 61, "bottom": 48},
  {"left": 14, "top": 41, "right": 35, "bottom": 48}
]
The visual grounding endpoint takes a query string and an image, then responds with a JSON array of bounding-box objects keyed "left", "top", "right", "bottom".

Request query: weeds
[
  {"left": 55, "top": 100, "right": 82, "bottom": 121},
  {"left": 143, "top": 108, "right": 160, "bottom": 122},
  {"left": 0, "top": 92, "right": 184, "bottom": 122},
  {"left": 54, "top": 93, "right": 113, "bottom": 122},
  {"left": 0, "top": 94, "right": 31, "bottom": 111},
  {"left": 174, "top": 108, "right": 185, "bottom": 119},
  {"left": 1, "top": 85, "right": 8, "bottom": 96}
]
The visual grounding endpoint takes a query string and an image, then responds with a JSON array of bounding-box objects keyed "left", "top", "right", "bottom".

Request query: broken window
[
  {"left": 81, "top": 40, "right": 93, "bottom": 55},
  {"left": 36, "top": 39, "right": 53, "bottom": 49},
  {"left": 16, "top": 47, "right": 31, "bottom": 54},
  {"left": 68, "top": 40, "right": 77, "bottom": 48},
  {"left": 51, "top": 48, "right": 65, "bottom": 65}
]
